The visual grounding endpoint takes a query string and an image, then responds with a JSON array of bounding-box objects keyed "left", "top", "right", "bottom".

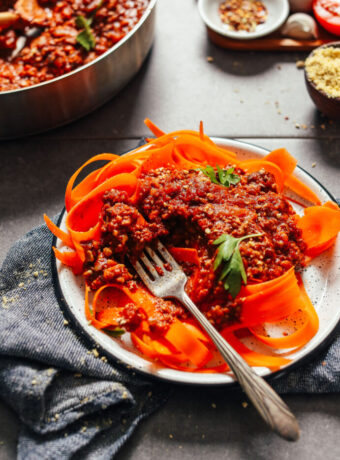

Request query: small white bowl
[{"left": 198, "top": 0, "right": 290, "bottom": 40}]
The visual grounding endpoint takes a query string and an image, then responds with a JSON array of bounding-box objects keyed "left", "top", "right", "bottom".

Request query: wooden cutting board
[{"left": 207, "top": 27, "right": 337, "bottom": 51}]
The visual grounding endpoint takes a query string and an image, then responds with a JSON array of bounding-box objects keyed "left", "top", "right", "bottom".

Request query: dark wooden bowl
[{"left": 304, "top": 41, "right": 340, "bottom": 119}]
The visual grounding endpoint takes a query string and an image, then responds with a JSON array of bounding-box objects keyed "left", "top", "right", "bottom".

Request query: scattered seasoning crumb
[
  {"left": 296, "top": 60, "right": 305, "bottom": 69},
  {"left": 92, "top": 348, "right": 99, "bottom": 358},
  {"left": 301, "top": 124, "right": 307, "bottom": 130},
  {"left": 242, "top": 401, "right": 248, "bottom": 408},
  {"left": 81, "top": 426, "right": 87, "bottom": 433},
  {"left": 63, "top": 319, "right": 69, "bottom": 326},
  {"left": 277, "top": 65, "right": 281, "bottom": 70},
  {"left": 312, "top": 162, "right": 316, "bottom": 168},
  {"left": 122, "top": 391, "right": 128, "bottom": 399},
  {"left": 33, "top": 271, "right": 39, "bottom": 278},
  {"left": 47, "top": 368, "right": 54, "bottom": 376},
  {"left": 169, "top": 434, "right": 173, "bottom": 439},
  {"left": 64, "top": 433, "right": 68, "bottom": 438},
  {"left": 322, "top": 361, "right": 327, "bottom": 366},
  {"left": 54, "top": 414, "right": 60, "bottom": 420},
  {"left": 29, "top": 263, "right": 33, "bottom": 269},
  {"left": 18, "top": 282, "right": 25, "bottom": 288},
  {"left": 295, "top": 123, "right": 300, "bottom": 129},
  {"left": 31, "top": 379, "right": 37, "bottom": 385},
  {"left": 1, "top": 296, "right": 9, "bottom": 309},
  {"left": 211, "top": 403, "right": 217, "bottom": 409},
  {"left": 320, "top": 124, "right": 326, "bottom": 130},
  {"left": 101, "top": 356, "right": 108, "bottom": 363},
  {"left": 206, "top": 56, "right": 214, "bottom": 62},
  {"left": 284, "top": 116, "right": 289, "bottom": 120},
  {"left": 277, "top": 110, "right": 282, "bottom": 115}
]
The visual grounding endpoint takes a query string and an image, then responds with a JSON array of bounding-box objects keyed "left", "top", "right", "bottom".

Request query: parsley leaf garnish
[
  {"left": 76, "top": 15, "right": 96, "bottom": 51},
  {"left": 104, "top": 327, "right": 125, "bottom": 338},
  {"left": 213, "top": 233, "right": 263, "bottom": 298},
  {"left": 200, "top": 165, "right": 240, "bottom": 187}
]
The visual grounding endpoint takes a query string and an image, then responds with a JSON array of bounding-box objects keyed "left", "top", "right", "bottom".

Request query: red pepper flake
[{"left": 219, "top": 0, "right": 268, "bottom": 33}]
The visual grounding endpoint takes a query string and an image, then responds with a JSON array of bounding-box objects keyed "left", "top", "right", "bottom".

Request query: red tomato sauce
[
  {"left": 0, "top": 0, "right": 150, "bottom": 91},
  {"left": 81, "top": 166, "right": 307, "bottom": 333}
]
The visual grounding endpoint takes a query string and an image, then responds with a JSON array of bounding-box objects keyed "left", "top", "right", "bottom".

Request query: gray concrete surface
[{"left": 1, "top": 0, "right": 340, "bottom": 459}]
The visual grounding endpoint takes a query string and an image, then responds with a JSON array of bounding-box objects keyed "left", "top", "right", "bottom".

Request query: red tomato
[{"left": 313, "top": 0, "right": 340, "bottom": 35}]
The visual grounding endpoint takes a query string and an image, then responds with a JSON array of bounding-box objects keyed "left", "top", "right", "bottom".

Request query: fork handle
[{"left": 178, "top": 292, "right": 300, "bottom": 441}]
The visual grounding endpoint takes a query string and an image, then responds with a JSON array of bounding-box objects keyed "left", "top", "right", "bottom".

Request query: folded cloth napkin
[
  {"left": 1, "top": 220, "right": 339, "bottom": 459},
  {"left": 0, "top": 220, "right": 170, "bottom": 460}
]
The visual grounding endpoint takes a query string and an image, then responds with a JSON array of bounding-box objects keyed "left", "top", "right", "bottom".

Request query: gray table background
[{"left": 1, "top": 0, "right": 340, "bottom": 458}]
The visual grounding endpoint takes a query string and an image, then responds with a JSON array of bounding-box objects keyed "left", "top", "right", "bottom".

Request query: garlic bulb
[{"left": 281, "top": 13, "right": 318, "bottom": 39}]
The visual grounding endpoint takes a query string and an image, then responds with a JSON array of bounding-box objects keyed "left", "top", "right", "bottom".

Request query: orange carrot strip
[
  {"left": 240, "top": 159, "right": 284, "bottom": 191},
  {"left": 169, "top": 247, "right": 200, "bottom": 266},
  {"left": 144, "top": 129, "right": 215, "bottom": 148},
  {"left": 165, "top": 319, "right": 213, "bottom": 367},
  {"left": 95, "top": 150, "right": 150, "bottom": 183},
  {"left": 44, "top": 214, "right": 74, "bottom": 248},
  {"left": 285, "top": 175, "right": 321, "bottom": 205},
  {"left": 65, "top": 153, "right": 118, "bottom": 211},
  {"left": 324, "top": 201, "right": 340, "bottom": 210},
  {"left": 249, "top": 277, "right": 319, "bottom": 349},
  {"left": 222, "top": 331, "right": 291, "bottom": 369},
  {"left": 141, "top": 143, "right": 175, "bottom": 173},
  {"left": 53, "top": 247, "right": 83, "bottom": 274},
  {"left": 84, "top": 285, "right": 111, "bottom": 329},
  {"left": 199, "top": 121, "right": 204, "bottom": 141},
  {"left": 175, "top": 135, "right": 237, "bottom": 166},
  {"left": 297, "top": 204, "right": 340, "bottom": 257},
  {"left": 240, "top": 268, "right": 302, "bottom": 326},
  {"left": 264, "top": 148, "right": 297, "bottom": 179},
  {"left": 66, "top": 173, "right": 138, "bottom": 234},
  {"left": 180, "top": 321, "right": 210, "bottom": 344},
  {"left": 144, "top": 118, "right": 166, "bottom": 137},
  {"left": 131, "top": 332, "right": 159, "bottom": 359}
]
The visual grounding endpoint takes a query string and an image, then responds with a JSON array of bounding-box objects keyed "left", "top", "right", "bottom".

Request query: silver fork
[{"left": 130, "top": 240, "right": 300, "bottom": 442}]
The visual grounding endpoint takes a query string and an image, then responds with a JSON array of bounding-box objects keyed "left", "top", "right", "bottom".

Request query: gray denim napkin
[
  {"left": 1, "top": 219, "right": 340, "bottom": 459},
  {"left": 0, "top": 220, "right": 170, "bottom": 460}
]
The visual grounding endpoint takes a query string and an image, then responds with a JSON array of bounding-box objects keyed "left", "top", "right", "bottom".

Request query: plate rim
[{"left": 51, "top": 137, "right": 340, "bottom": 386}]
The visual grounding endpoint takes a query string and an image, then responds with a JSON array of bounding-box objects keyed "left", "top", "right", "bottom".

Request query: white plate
[
  {"left": 198, "top": 0, "right": 289, "bottom": 40},
  {"left": 54, "top": 138, "right": 340, "bottom": 385}
]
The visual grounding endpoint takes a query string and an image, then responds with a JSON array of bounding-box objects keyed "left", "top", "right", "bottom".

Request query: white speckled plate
[
  {"left": 53, "top": 139, "right": 340, "bottom": 385},
  {"left": 198, "top": 0, "right": 289, "bottom": 40}
]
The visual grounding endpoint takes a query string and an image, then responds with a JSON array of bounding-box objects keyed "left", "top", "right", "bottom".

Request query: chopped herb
[
  {"left": 200, "top": 165, "right": 240, "bottom": 187},
  {"left": 76, "top": 15, "right": 96, "bottom": 51},
  {"left": 213, "top": 233, "right": 263, "bottom": 298},
  {"left": 105, "top": 328, "right": 125, "bottom": 338}
]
